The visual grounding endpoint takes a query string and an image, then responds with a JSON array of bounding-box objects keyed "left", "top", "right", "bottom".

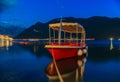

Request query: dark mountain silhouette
[
  {"left": 0, "top": 24, "right": 25, "bottom": 37},
  {"left": 15, "top": 16, "right": 120, "bottom": 40},
  {"left": 15, "top": 22, "right": 49, "bottom": 39}
]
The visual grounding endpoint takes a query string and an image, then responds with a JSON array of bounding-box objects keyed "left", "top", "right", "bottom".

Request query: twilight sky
[{"left": 0, "top": 0, "right": 120, "bottom": 27}]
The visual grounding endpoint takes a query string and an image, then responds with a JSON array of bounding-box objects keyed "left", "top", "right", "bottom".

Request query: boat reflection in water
[{"left": 46, "top": 55, "right": 87, "bottom": 82}]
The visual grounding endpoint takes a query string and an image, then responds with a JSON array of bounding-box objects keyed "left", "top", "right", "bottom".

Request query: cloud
[{"left": 0, "top": 0, "right": 16, "bottom": 12}]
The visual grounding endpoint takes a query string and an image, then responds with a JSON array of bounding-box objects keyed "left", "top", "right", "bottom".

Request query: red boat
[{"left": 45, "top": 18, "right": 87, "bottom": 60}]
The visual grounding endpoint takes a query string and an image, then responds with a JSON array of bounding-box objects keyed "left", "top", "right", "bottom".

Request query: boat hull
[{"left": 47, "top": 47, "right": 87, "bottom": 60}]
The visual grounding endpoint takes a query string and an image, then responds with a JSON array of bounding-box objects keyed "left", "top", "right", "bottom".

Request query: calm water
[{"left": 0, "top": 40, "right": 120, "bottom": 82}]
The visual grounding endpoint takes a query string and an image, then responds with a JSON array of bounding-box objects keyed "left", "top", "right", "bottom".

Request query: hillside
[
  {"left": 15, "top": 16, "right": 120, "bottom": 40},
  {"left": 15, "top": 22, "right": 49, "bottom": 39},
  {"left": 0, "top": 24, "right": 25, "bottom": 37}
]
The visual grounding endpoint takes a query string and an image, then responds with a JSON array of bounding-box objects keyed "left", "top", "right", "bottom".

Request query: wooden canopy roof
[{"left": 49, "top": 22, "right": 85, "bottom": 33}]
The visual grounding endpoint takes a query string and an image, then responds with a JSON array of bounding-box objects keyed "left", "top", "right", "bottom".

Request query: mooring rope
[{"left": 51, "top": 47, "right": 64, "bottom": 82}]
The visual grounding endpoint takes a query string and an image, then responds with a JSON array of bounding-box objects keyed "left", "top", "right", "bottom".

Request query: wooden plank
[{"left": 45, "top": 45, "right": 84, "bottom": 48}]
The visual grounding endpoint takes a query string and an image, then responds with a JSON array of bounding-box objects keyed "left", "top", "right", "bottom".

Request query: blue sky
[{"left": 0, "top": 0, "right": 120, "bottom": 27}]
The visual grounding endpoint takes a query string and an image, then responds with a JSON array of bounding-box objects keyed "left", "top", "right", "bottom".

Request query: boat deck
[{"left": 45, "top": 42, "right": 86, "bottom": 48}]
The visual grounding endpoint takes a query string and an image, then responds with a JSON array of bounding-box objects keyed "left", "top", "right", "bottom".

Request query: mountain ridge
[
  {"left": 0, "top": 24, "right": 25, "bottom": 37},
  {"left": 15, "top": 16, "right": 120, "bottom": 40}
]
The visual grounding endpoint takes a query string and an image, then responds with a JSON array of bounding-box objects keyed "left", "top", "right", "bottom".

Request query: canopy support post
[
  {"left": 81, "top": 29, "right": 85, "bottom": 47},
  {"left": 49, "top": 27, "right": 51, "bottom": 44},
  {"left": 83, "top": 31, "right": 86, "bottom": 47},
  {"left": 70, "top": 33, "right": 72, "bottom": 42},
  {"left": 58, "top": 17, "right": 62, "bottom": 45},
  {"left": 80, "top": 33, "right": 82, "bottom": 45},
  {"left": 64, "top": 32, "right": 66, "bottom": 43},
  {"left": 76, "top": 26, "right": 78, "bottom": 45},
  {"left": 53, "top": 30, "right": 55, "bottom": 43}
]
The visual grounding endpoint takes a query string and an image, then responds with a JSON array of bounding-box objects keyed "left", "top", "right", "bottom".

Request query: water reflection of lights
[
  {"left": 0, "top": 35, "right": 13, "bottom": 48},
  {"left": 0, "top": 39, "right": 13, "bottom": 48},
  {"left": 110, "top": 37, "right": 113, "bottom": 50},
  {"left": 46, "top": 56, "right": 87, "bottom": 82}
]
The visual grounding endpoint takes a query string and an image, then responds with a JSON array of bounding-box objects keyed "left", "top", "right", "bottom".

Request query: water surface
[{"left": 0, "top": 40, "right": 120, "bottom": 82}]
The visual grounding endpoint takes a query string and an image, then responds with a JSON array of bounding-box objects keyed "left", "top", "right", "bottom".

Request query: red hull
[
  {"left": 46, "top": 42, "right": 87, "bottom": 60},
  {"left": 47, "top": 48, "right": 79, "bottom": 60}
]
